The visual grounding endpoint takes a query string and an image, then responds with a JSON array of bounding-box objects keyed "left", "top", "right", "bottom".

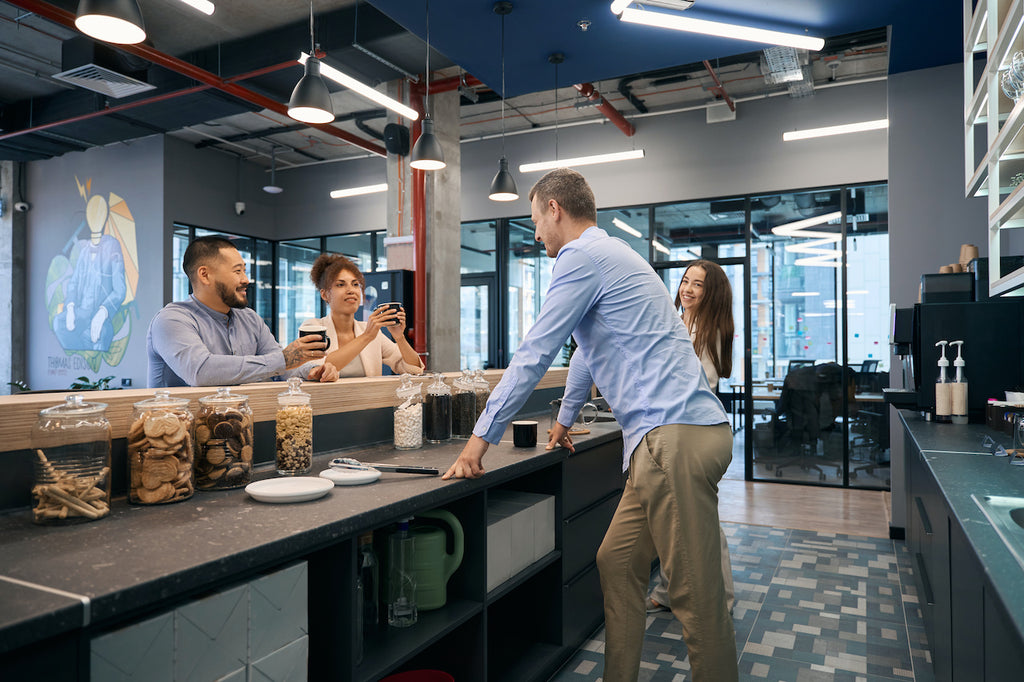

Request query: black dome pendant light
[
  {"left": 410, "top": 0, "right": 446, "bottom": 170},
  {"left": 288, "top": 0, "right": 335, "bottom": 125},
  {"left": 488, "top": 1, "right": 519, "bottom": 202}
]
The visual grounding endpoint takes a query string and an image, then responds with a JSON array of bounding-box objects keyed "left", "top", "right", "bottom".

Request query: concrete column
[
  {"left": 424, "top": 88, "right": 461, "bottom": 372},
  {"left": 0, "top": 161, "right": 27, "bottom": 394}
]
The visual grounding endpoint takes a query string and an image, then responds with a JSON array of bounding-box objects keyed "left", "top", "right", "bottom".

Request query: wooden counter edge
[{"left": 0, "top": 367, "right": 570, "bottom": 451}]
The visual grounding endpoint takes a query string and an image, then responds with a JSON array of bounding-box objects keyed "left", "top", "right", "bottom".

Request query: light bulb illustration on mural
[{"left": 47, "top": 177, "right": 139, "bottom": 372}]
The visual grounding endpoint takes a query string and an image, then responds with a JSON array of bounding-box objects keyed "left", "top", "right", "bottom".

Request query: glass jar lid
[
  {"left": 199, "top": 386, "right": 249, "bottom": 407},
  {"left": 453, "top": 368, "right": 473, "bottom": 391},
  {"left": 278, "top": 376, "right": 311, "bottom": 405},
  {"left": 396, "top": 373, "right": 421, "bottom": 399},
  {"left": 426, "top": 372, "right": 451, "bottom": 395},
  {"left": 133, "top": 389, "right": 190, "bottom": 410},
  {"left": 38, "top": 393, "right": 108, "bottom": 418}
]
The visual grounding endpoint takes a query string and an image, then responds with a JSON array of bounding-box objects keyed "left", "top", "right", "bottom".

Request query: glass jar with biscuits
[
  {"left": 276, "top": 377, "right": 313, "bottom": 475},
  {"left": 127, "top": 390, "right": 195, "bottom": 504},
  {"left": 31, "top": 394, "right": 111, "bottom": 524},
  {"left": 195, "top": 387, "right": 253, "bottom": 490}
]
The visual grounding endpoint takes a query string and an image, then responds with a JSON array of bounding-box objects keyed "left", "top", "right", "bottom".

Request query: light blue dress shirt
[
  {"left": 147, "top": 295, "right": 292, "bottom": 387},
  {"left": 473, "top": 227, "right": 727, "bottom": 470}
]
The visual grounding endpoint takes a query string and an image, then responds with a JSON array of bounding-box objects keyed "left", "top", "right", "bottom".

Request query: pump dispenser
[
  {"left": 934, "top": 340, "right": 952, "bottom": 423},
  {"left": 950, "top": 340, "right": 968, "bottom": 424}
]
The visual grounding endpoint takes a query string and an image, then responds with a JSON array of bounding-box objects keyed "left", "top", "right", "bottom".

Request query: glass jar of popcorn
[
  {"left": 195, "top": 388, "right": 253, "bottom": 490},
  {"left": 127, "top": 390, "right": 195, "bottom": 504},
  {"left": 276, "top": 377, "right": 313, "bottom": 475},
  {"left": 31, "top": 394, "right": 111, "bottom": 524},
  {"left": 394, "top": 373, "right": 423, "bottom": 450}
]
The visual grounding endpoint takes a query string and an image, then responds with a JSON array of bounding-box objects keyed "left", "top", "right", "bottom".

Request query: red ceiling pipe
[
  {"left": 5, "top": 0, "right": 386, "bottom": 156},
  {"left": 409, "top": 90, "right": 427, "bottom": 357},
  {"left": 702, "top": 60, "right": 736, "bottom": 112},
  {"left": 0, "top": 59, "right": 298, "bottom": 143},
  {"left": 573, "top": 82, "right": 636, "bottom": 136}
]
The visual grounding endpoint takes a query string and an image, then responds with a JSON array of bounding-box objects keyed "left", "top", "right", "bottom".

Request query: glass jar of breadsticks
[
  {"left": 31, "top": 393, "right": 111, "bottom": 524},
  {"left": 276, "top": 377, "right": 312, "bottom": 475},
  {"left": 195, "top": 388, "right": 253, "bottom": 490},
  {"left": 127, "top": 390, "right": 195, "bottom": 504}
]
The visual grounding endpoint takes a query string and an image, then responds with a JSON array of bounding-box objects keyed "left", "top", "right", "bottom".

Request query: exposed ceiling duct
[{"left": 52, "top": 36, "right": 154, "bottom": 98}]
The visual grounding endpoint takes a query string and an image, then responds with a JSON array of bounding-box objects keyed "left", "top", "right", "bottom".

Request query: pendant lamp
[
  {"left": 488, "top": 1, "right": 518, "bottom": 202},
  {"left": 75, "top": 0, "right": 146, "bottom": 45},
  {"left": 410, "top": 0, "right": 446, "bottom": 170},
  {"left": 288, "top": 1, "right": 334, "bottom": 125},
  {"left": 263, "top": 147, "right": 283, "bottom": 194}
]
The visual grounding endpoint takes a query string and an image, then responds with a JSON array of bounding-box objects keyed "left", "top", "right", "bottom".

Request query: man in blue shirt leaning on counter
[
  {"left": 443, "top": 169, "right": 736, "bottom": 682},
  {"left": 147, "top": 236, "right": 339, "bottom": 387}
]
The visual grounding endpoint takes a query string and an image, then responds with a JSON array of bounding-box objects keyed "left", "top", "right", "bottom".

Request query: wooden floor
[{"left": 718, "top": 478, "right": 891, "bottom": 538}]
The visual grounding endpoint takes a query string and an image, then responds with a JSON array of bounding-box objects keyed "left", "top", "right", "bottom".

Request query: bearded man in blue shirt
[{"left": 443, "top": 168, "right": 737, "bottom": 681}]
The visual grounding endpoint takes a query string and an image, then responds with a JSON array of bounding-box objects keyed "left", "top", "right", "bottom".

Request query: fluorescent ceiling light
[
  {"left": 846, "top": 290, "right": 869, "bottom": 295},
  {"left": 652, "top": 239, "right": 671, "bottom": 255},
  {"left": 616, "top": 6, "right": 824, "bottom": 52},
  {"left": 612, "top": 217, "right": 643, "bottom": 238},
  {"left": 771, "top": 211, "right": 842, "bottom": 268},
  {"left": 519, "top": 149, "right": 644, "bottom": 173},
  {"left": 791, "top": 291, "right": 819, "bottom": 297},
  {"left": 783, "top": 118, "right": 888, "bottom": 141},
  {"left": 178, "top": 0, "right": 214, "bottom": 15},
  {"left": 300, "top": 53, "right": 419, "bottom": 121},
  {"left": 330, "top": 183, "right": 388, "bottom": 199}
]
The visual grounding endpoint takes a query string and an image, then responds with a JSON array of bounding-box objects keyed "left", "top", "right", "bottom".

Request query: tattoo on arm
[{"left": 283, "top": 346, "right": 304, "bottom": 368}]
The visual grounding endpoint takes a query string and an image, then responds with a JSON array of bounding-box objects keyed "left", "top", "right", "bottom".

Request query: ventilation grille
[{"left": 52, "top": 64, "right": 156, "bottom": 99}]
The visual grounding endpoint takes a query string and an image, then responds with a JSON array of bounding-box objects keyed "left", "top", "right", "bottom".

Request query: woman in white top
[
  {"left": 649, "top": 259, "right": 736, "bottom": 613},
  {"left": 302, "top": 253, "right": 424, "bottom": 378}
]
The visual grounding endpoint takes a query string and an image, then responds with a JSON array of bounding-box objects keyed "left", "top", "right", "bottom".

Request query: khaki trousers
[
  {"left": 596, "top": 423, "right": 738, "bottom": 682},
  {"left": 650, "top": 527, "right": 735, "bottom": 612}
]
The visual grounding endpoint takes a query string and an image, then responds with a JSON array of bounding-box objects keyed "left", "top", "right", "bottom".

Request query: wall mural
[{"left": 46, "top": 177, "right": 139, "bottom": 373}]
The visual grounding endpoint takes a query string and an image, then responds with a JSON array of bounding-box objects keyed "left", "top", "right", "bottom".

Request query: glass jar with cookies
[
  {"left": 276, "top": 377, "right": 313, "bottom": 475},
  {"left": 195, "top": 387, "right": 254, "bottom": 490},
  {"left": 127, "top": 390, "right": 195, "bottom": 504}
]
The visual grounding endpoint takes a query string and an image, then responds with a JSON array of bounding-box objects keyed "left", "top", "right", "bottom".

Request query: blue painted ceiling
[{"left": 367, "top": 0, "right": 962, "bottom": 97}]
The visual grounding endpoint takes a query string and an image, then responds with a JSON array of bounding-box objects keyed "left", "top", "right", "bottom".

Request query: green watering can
[{"left": 409, "top": 510, "right": 464, "bottom": 611}]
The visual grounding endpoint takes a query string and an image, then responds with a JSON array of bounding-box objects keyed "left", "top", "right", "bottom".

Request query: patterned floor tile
[{"left": 548, "top": 523, "right": 937, "bottom": 682}]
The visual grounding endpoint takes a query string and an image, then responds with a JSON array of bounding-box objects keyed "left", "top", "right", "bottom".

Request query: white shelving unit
[{"left": 967, "top": 0, "right": 1024, "bottom": 296}]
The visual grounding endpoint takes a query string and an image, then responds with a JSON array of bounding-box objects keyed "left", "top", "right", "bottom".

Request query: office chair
[
  {"left": 855, "top": 359, "right": 882, "bottom": 393},
  {"left": 787, "top": 359, "right": 816, "bottom": 373}
]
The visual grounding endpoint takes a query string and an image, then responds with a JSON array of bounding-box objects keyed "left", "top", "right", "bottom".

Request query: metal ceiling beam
[
  {"left": 573, "top": 82, "right": 636, "bottom": 136},
  {"left": 2, "top": 0, "right": 387, "bottom": 157},
  {"left": 702, "top": 60, "right": 735, "bottom": 112}
]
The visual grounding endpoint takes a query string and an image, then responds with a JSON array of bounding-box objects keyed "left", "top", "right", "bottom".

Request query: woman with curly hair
[
  {"left": 301, "top": 253, "right": 424, "bottom": 378},
  {"left": 649, "top": 259, "right": 736, "bottom": 614}
]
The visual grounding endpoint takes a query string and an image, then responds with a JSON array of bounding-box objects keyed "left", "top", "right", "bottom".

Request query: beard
[{"left": 216, "top": 280, "right": 249, "bottom": 309}]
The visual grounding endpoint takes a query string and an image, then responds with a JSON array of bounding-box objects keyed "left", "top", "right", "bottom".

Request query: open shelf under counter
[
  {"left": 489, "top": 642, "right": 567, "bottom": 682},
  {"left": 355, "top": 599, "right": 482, "bottom": 682},
  {"left": 486, "top": 550, "right": 561, "bottom": 603}
]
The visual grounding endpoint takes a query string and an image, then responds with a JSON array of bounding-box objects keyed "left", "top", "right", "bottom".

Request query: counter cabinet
[
  {"left": 899, "top": 411, "right": 1024, "bottom": 682},
  {"left": 0, "top": 419, "right": 625, "bottom": 682}
]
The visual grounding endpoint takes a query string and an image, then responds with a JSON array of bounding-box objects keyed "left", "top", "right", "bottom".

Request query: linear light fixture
[
  {"left": 783, "top": 118, "right": 888, "bottom": 141},
  {"left": 299, "top": 53, "right": 418, "bottom": 121},
  {"left": 178, "top": 0, "right": 215, "bottom": 15},
  {"left": 771, "top": 211, "right": 843, "bottom": 267},
  {"left": 330, "top": 183, "right": 388, "bottom": 199},
  {"left": 613, "top": 4, "right": 824, "bottom": 52},
  {"left": 652, "top": 239, "right": 671, "bottom": 255},
  {"left": 791, "top": 291, "right": 820, "bottom": 297},
  {"left": 519, "top": 149, "right": 644, "bottom": 174},
  {"left": 611, "top": 217, "right": 643, "bottom": 238}
]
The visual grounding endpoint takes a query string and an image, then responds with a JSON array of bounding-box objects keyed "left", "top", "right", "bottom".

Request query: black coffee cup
[
  {"left": 298, "top": 323, "right": 330, "bottom": 351},
  {"left": 512, "top": 420, "right": 538, "bottom": 448},
  {"left": 374, "top": 302, "right": 403, "bottom": 325}
]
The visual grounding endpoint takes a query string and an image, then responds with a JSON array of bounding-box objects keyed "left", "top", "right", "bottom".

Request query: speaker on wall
[{"left": 383, "top": 123, "right": 410, "bottom": 156}]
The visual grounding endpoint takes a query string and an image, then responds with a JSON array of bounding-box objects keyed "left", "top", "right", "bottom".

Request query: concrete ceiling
[{"left": 0, "top": 1, "right": 958, "bottom": 170}]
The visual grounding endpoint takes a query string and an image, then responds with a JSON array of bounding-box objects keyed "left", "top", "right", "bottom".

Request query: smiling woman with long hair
[{"left": 300, "top": 253, "right": 423, "bottom": 378}]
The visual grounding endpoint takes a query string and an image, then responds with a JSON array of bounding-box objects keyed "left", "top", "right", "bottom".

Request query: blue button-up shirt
[
  {"left": 147, "top": 295, "right": 291, "bottom": 387},
  {"left": 473, "top": 227, "right": 726, "bottom": 470}
]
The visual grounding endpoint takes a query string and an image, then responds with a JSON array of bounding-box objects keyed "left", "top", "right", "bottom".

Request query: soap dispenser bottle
[
  {"left": 950, "top": 340, "right": 968, "bottom": 424},
  {"left": 934, "top": 340, "right": 952, "bottom": 423}
]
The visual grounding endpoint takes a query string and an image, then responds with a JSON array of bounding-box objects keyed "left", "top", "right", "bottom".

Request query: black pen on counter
[{"left": 330, "top": 457, "right": 439, "bottom": 476}]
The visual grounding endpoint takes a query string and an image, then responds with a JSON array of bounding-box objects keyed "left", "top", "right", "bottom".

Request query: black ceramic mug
[
  {"left": 512, "top": 420, "right": 538, "bottom": 448},
  {"left": 298, "top": 323, "right": 330, "bottom": 351},
  {"left": 374, "top": 302, "right": 403, "bottom": 326}
]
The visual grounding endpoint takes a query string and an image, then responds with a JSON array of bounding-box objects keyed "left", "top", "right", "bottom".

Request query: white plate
[
  {"left": 319, "top": 467, "right": 382, "bottom": 486},
  {"left": 245, "top": 477, "right": 334, "bottom": 503}
]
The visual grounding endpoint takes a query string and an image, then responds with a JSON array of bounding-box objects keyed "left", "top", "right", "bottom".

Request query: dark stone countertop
[
  {"left": 899, "top": 410, "right": 1024, "bottom": 638},
  {"left": 0, "top": 419, "right": 623, "bottom": 656}
]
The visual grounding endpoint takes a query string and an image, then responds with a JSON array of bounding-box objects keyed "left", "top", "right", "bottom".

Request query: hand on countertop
[{"left": 443, "top": 434, "right": 488, "bottom": 479}]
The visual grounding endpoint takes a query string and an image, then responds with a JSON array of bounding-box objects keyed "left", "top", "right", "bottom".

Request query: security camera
[
  {"left": 14, "top": 201, "right": 30, "bottom": 213},
  {"left": 234, "top": 201, "right": 246, "bottom": 216}
]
